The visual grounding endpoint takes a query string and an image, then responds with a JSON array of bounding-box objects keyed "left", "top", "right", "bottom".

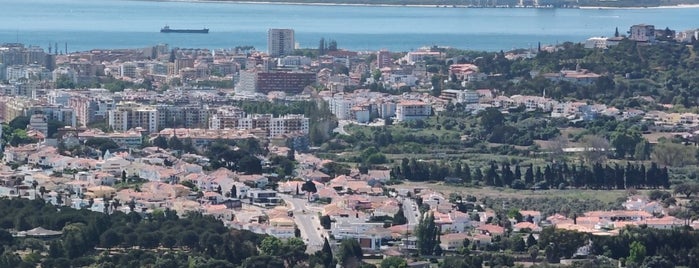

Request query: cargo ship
[{"left": 160, "top": 26, "right": 209, "bottom": 34}]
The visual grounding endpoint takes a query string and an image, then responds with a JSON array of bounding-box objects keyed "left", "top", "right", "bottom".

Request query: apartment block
[{"left": 108, "top": 102, "right": 158, "bottom": 133}]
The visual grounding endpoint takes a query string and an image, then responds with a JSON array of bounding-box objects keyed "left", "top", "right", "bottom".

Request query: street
[
  {"left": 281, "top": 195, "right": 326, "bottom": 253},
  {"left": 402, "top": 197, "right": 420, "bottom": 229}
]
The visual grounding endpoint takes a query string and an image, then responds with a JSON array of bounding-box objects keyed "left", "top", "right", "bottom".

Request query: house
[
  {"left": 440, "top": 232, "right": 470, "bottom": 251},
  {"left": 513, "top": 222, "right": 541, "bottom": 232},
  {"left": 476, "top": 224, "right": 505, "bottom": 237},
  {"left": 221, "top": 198, "right": 242, "bottom": 210},
  {"left": 237, "top": 174, "right": 269, "bottom": 189},
  {"left": 304, "top": 170, "right": 331, "bottom": 183},
  {"left": 203, "top": 204, "right": 233, "bottom": 222},
  {"left": 247, "top": 189, "right": 280, "bottom": 206},
  {"left": 96, "top": 156, "right": 130, "bottom": 175},
  {"left": 332, "top": 217, "right": 389, "bottom": 251},
  {"left": 519, "top": 210, "right": 542, "bottom": 223}
]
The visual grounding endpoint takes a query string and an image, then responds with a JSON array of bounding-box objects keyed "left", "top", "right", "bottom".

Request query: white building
[
  {"left": 267, "top": 29, "right": 295, "bottom": 57},
  {"left": 328, "top": 96, "right": 355, "bottom": 120},
  {"left": 277, "top": 55, "right": 311, "bottom": 67},
  {"left": 120, "top": 62, "right": 138, "bottom": 78},
  {"left": 584, "top": 37, "right": 609, "bottom": 49},
  {"left": 108, "top": 102, "right": 158, "bottom": 133},
  {"left": 396, "top": 100, "right": 431, "bottom": 121},
  {"left": 28, "top": 114, "right": 48, "bottom": 137},
  {"left": 676, "top": 29, "right": 699, "bottom": 43}
]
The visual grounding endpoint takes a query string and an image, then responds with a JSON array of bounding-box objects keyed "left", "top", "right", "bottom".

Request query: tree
[
  {"left": 337, "top": 239, "right": 362, "bottom": 267},
  {"left": 84, "top": 137, "right": 119, "bottom": 152},
  {"left": 628, "top": 241, "right": 646, "bottom": 265},
  {"left": 318, "top": 38, "right": 326, "bottom": 55},
  {"left": 651, "top": 141, "right": 697, "bottom": 167},
  {"left": 260, "top": 236, "right": 283, "bottom": 256},
  {"left": 415, "top": 212, "right": 439, "bottom": 256},
  {"left": 674, "top": 183, "right": 699, "bottom": 199},
  {"left": 161, "top": 235, "right": 177, "bottom": 249},
  {"left": 240, "top": 255, "right": 284, "bottom": 268},
  {"left": 380, "top": 256, "right": 407, "bottom": 268},
  {"left": 168, "top": 136, "right": 183, "bottom": 151},
  {"left": 580, "top": 135, "right": 611, "bottom": 164},
  {"left": 328, "top": 40, "right": 338, "bottom": 51},
  {"left": 321, "top": 238, "right": 333, "bottom": 267},
  {"left": 99, "top": 229, "right": 122, "bottom": 249},
  {"left": 611, "top": 131, "right": 641, "bottom": 159},
  {"left": 178, "top": 231, "right": 199, "bottom": 250},
  {"left": 319, "top": 215, "right": 331, "bottom": 229},
  {"left": 431, "top": 75, "right": 443, "bottom": 96},
  {"left": 152, "top": 136, "right": 168, "bottom": 149},
  {"left": 230, "top": 184, "right": 238, "bottom": 198},
  {"left": 301, "top": 180, "right": 317, "bottom": 201},
  {"left": 529, "top": 245, "right": 539, "bottom": 262},
  {"left": 526, "top": 233, "right": 537, "bottom": 248},
  {"left": 479, "top": 108, "right": 504, "bottom": 133},
  {"left": 393, "top": 206, "right": 407, "bottom": 225},
  {"left": 55, "top": 74, "right": 76, "bottom": 89},
  {"left": 238, "top": 155, "right": 262, "bottom": 174}
]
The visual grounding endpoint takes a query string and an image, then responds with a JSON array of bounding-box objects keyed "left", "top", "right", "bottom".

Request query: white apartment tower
[{"left": 267, "top": 29, "right": 295, "bottom": 57}]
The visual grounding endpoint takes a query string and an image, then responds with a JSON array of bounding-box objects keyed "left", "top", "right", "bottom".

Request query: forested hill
[
  {"left": 202, "top": 0, "right": 699, "bottom": 7},
  {"left": 0, "top": 198, "right": 314, "bottom": 267}
]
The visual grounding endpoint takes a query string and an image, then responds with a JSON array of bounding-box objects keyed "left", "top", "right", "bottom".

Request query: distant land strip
[{"left": 138, "top": 0, "right": 699, "bottom": 8}]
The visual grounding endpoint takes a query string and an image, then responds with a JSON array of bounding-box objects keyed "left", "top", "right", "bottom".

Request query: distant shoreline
[
  {"left": 133, "top": 0, "right": 699, "bottom": 9},
  {"left": 580, "top": 4, "right": 699, "bottom": 10}
]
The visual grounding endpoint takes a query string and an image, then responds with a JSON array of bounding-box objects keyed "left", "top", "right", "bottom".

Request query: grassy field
[{"left": 393, "top": 181, "right": 634, "bottom": 204}]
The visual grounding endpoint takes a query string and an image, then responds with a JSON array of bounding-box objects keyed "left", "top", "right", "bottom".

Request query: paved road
[
  {"left": 402, "top": 197, "right": 420, "bottom": 229},
  {"left": 282, "top": 195, "right": 325, "bottom": 253},
  {"left": 333, "top": 120, "right": 351, "bottom": 136}
]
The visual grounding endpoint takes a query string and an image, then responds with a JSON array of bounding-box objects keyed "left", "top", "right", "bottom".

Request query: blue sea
[{"left": 1, "top": 0, "right": 698, "bottom": 52}]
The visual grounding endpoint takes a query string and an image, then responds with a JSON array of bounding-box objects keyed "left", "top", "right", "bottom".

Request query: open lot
[{"left": 392, "top": 181, "right": 634, "bottom": 204}]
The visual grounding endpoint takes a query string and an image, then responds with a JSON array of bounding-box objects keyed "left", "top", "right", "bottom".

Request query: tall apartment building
[
  {"left": 267, "top": 29, "right": 295, "bottom": 57},
  {"left": 377, "top": 49, "right": 392, "bottom": 69},
  {"left": 108, "top": 102, "right": 158, "bottom": 133},
  {"left": 69, "top": 95, "right": 115, "bottom": 127}
]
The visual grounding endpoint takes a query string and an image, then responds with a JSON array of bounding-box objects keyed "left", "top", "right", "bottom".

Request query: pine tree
[
  {"left": 463, "top": 163, "right": 472, "bottom": 183},
  {"left": 473, "top": 168, "right": 483, "bottom": 183},
  {"left": 525, "top": 165, "right": 534, "bottom": 185},
  {"left": 514, "top": 165, "right": 522, "bottom": 182}
]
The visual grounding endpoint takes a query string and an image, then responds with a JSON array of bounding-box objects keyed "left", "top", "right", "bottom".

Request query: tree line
[{"left": 392, "top": 158, "right": 669, "bottom": 190}]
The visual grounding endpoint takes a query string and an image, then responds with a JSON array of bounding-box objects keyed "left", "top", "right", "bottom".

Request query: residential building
[
  {"left": 247, "top": 189, "right": 280, "bottom": 206},
  {"left": 28, "top": 114, "right": 48, "bottom": 137},
  {"left": 267, "top": 29, "right": 295, "bottom": 57},
  {"left": 584, "top": 37, "right": 609, "bottom": 49},
  {"left": 108, "top": 102, "right": 158, "bottom": 133},
  {"left": 629, "top": 24, "right": 655, "bottom": 42},
  {"left": 120, "top": 62, "right": 138, "bottom": 78},
  {"left": 396, "top": 100, "right": 431, "bottom": 121},
  {"left": 256, "top": 72, "right": 316, "bottom": 94},
  {"left": 377, "top": 49, "right": 391, "bottom": 68}
]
